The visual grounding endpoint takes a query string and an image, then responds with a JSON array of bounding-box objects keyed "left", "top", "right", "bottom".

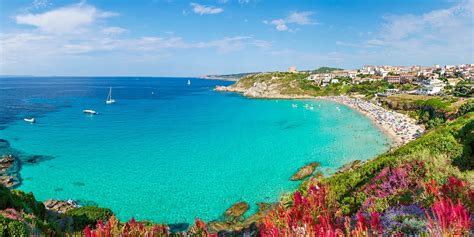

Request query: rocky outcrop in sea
[
  {"left": 0, "top": 154, "right": 21, "bottom": 188},
  {"left": 291, "top": 162, "right": 319, "bottom": 181}
]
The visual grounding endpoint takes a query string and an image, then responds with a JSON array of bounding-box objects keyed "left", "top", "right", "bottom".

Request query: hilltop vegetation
[
  {"left": 220, "top": 71, "right": 392, "bottom": 98},
  {"left": 379, "top": 94, "right": 474, "bottom": 129},
  {"left": 311, "top": 66, "right": 344, "bottom": 73}
]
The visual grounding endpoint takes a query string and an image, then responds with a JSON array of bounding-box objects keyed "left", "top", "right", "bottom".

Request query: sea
[{"left": 0, "top": 77, "right": 390, "bottom": 225}]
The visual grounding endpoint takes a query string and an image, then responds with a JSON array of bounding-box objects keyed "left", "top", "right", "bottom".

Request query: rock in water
[
  {"left": 291, "top": 162, "right": 319, "bottom": 181},
  {"left": 0, "top": 155, "right": 14, "bottom": 173},
  {"left": 0, "top": 155, "right": 20, "bottom": 188},
  {"left": 224, "top": 202, "right": 249, "bottom": 219}
]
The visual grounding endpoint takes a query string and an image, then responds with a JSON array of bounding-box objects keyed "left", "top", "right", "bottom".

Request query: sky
[{"left": 0, "top": 0, "right": 473, "bottom": 76}]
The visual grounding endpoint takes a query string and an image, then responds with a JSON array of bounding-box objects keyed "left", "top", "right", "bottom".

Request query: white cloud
[
  {"left": 15, "top": 3, "right": 118, "bottom": 34},
  {"left": 336, "top": 0, "right": 473, "bottom": 66},
  {"left": 102, "top": 27, "right": 128, "bottom": 36},
  {"left": 271, "top": 19, "right": 288, "bottom": 31},
  {"left": 264, "top": 11, "right": 315, "bottom": 31},
  {"left": 286, "top": 11, "right": 314, "bottom": 25},
  {"left": 190, "top": 3, "right": 223, "bottom": 15}
]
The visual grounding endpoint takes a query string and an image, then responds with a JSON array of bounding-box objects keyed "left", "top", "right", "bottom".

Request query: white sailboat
[
  {"left": 187, "top": 79, "right": 191, "bottom": 86},
  {"left": 106, "top": 87, "right": 116, "bottom": 104}
]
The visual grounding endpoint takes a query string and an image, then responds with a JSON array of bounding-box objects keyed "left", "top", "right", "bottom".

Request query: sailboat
[
  {"left": 106, "top": 87, "right": 116, "bottom": 104},
  {"left": 187, "top": 79, "right": 191, "bottom": 86}
]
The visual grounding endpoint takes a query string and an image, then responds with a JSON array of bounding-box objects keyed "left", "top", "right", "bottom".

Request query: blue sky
[{"left": 0, "top": 0, "right": 473, "bottom": 76}]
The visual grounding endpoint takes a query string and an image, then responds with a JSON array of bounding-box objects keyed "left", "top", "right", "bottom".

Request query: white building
[{"left": 417, "top": 79, "right": 446, "bottom": 95}]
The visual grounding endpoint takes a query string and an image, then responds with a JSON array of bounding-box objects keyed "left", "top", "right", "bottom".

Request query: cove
[{"left": 0, "top": 77, "right": 390, "bottom": 223}]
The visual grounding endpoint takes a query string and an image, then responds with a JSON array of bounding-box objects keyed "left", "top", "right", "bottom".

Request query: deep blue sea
[{"left": 0, "top": 77, "right": 390, "bottom": 224}]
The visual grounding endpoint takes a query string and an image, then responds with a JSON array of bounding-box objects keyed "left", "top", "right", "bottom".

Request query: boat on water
[
  {"left": 291, "top": 104, "right": 298, "bottom": 108},
  {"left": 187, "top": 79, "right": 191, "bottom": 86},
  {"left": 106, "top": 87, "right": 116, "bottom": 104},
  {"left": 83, "top": 110, "right": 98, "bottom": 115},
  {"left": 24, "top": 118, "right": 35, "bottom": 123}
]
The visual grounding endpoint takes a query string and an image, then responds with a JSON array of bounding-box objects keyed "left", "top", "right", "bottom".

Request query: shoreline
[
  {"left": 320, "top": 96, "right": 424, "bottom": 147},
  {"left": 215, "top": 85, "right": 424, "bottom": 147}
]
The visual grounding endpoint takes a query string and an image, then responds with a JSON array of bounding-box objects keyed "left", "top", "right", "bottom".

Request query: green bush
[
  {"left": 426, "top": 117, "right": 446, "bottom": 129},
  {"left": 0, "top": 215, "right": 29, "bottom": 237},
  {"left": 10, "top": 190, "right": 46, "bottom": 220},
  {"left": 0, "top": 186, "right": 46, "bottom": 220},
  {"left": 457, "top": 100, "right": 474, "bottom": 116},
  {"left": 66, "top": 206, "right": 113, "bottom": 230}
]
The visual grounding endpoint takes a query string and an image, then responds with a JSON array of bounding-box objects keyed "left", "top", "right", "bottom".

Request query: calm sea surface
[{"left": 0, "top": 77, "right": 390, "bottom": 224}]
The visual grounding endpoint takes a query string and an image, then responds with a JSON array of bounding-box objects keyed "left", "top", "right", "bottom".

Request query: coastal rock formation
[
  {"left": 0, "top": 155, "right": 14, "bottom": 173},
  {"left": 336, "top": 160, "right": 364, "bottom": 174},
  {"left": 291, "top": 162, "right": 319, "bottom": 181},
  {"left": 0, "top": 154, "right": 20, "bottom": 188},
  {"left": 44, "top": 199, "right": 79, "bottom": 213},
  {"left": 209, "top": 202, "right": 272, "bottom": 234},
  {"left": 215, "top": 81, "right": 312, "bottom": 99},
  {"left": 0, "top": 176, "right": 16, "bottom": 188},
  {"left": 224, "top": 202, "right": 249, "bottom": 220}
]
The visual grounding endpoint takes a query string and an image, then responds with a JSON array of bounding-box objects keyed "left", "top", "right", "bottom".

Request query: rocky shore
[
  {"left": 0, "top": 154, "right": 20, "bottom": 188},
  {"left": 215, "top": 82, "right": 312, "bottom": 99},
  {"left": 44, "top": 199, "right": 79, "bottom": 214},
  {"left": 208, "top": 201, "right": 273, "bottom": 235}
]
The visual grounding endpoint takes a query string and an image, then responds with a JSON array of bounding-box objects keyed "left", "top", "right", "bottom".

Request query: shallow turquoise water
[{"left": 0, "top": 77, "right": 390, "bottom": 224}]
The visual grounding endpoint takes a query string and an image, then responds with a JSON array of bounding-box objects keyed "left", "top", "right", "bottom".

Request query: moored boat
[
  {"left": 24, "top": 118, "right": 35, "bottom": 123},
  {"left": 83, "top": 110, "right": 98, "bottom": 115}
]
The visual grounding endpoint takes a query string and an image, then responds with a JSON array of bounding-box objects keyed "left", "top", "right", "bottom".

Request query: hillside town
[{"left": 301, "top": 64, "right": 474, "bottom": 96}]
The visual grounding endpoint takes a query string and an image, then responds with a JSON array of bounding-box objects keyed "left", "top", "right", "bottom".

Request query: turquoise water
[{"left": 0, "top": 77, "right": 390, "bottom": 224}]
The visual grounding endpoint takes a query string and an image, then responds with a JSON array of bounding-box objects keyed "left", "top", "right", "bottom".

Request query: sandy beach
[{"left": 321, "top": 96, "right": 425, "bottom": 147}]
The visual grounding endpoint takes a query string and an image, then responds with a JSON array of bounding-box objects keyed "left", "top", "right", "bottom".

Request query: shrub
[
  {"left": 0, "top": 214, "right": 29, "bottom": 236},
  {"left": 0, "top": 186, "right": 46, "bottom": 220},
  {"left": 259, "top": 184, "right": 383, "bottom": 236},
  {"left": 66, "top": 206, "right": 113, "bottom": 230},
  {"left": 457, "top": 100, "right": 474, "bottom": 116},
  {"left": 425, "top": 198, "right": 471, "bottom": 236},
  {"left": 380, "top": 205, "right": 427, "bottom": 235},
  {"left": 84, "top": 215, "right": 169, "bottom": 237},
  {"left": 360, "top": 161, "right": 426, "bottom": 212}
]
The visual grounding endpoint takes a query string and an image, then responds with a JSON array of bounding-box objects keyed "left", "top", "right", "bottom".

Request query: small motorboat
[
  {"left": 187, "top": 80, "right": 191, "bottom": 86},
  {"left": 83, "top": 110, "right": 98, "bottom": 115},
  {"left": 291, "top": 104, "right": 298, "bottom": 108},
  {"left": 24, "top": 118, "right": 35, "bottom": 123}
]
